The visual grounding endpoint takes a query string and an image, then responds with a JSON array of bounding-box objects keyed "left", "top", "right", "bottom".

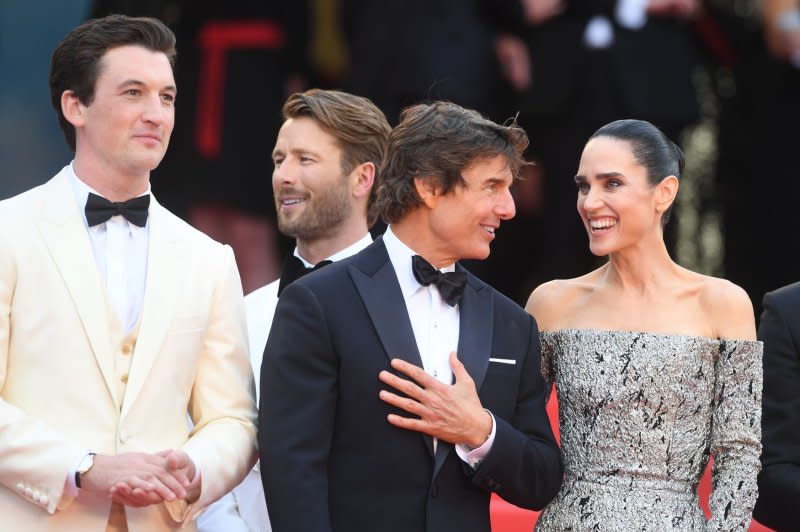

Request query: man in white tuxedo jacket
[
  {"left": 198, "top": 89, "right": 391, "bottom": 531},
  {"left": 0, "top": 15, "right": 257, "bottom": 531}
]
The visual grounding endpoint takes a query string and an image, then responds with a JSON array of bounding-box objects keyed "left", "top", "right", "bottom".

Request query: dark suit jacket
[
  {"left": 753, "top": 281, "right": 800, "bottom": 531},
  {"left": 258, "top": 238, "right": 562, "bottom": 532}
]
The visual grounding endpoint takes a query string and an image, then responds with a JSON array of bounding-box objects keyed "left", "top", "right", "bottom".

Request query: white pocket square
[{"left": 488, "top": 357, "right": 516, "bottom": 365}]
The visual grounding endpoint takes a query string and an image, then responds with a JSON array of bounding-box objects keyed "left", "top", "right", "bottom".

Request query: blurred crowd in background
[{"left": 2, "top": 0, "right": 798, "bottom": 316}]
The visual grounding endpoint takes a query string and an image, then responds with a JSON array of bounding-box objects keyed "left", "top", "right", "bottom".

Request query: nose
[
  {"left": 496, "top": 186, "right": 516, "bottom": 221},
  {"left": 141, "top": 94, "right": 167, "bottom": 126},
  {"left": 581, "top": 185, "right": 603, "bottom": 212},
  {"left": 273, "top": 158, "right": 298, "bottom": 187}
]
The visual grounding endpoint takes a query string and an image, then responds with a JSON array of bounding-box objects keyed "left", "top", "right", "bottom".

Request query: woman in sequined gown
[{"left": 526, "top": 119, "right": 762, "bottom": 531}]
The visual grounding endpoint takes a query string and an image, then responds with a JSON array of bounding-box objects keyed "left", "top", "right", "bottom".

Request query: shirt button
[
  {"left": 120, "top": 374, "right": 128, "bottom": 383},
  {"left": 433, "top": 322, "right": 438, "bottom": 328}
]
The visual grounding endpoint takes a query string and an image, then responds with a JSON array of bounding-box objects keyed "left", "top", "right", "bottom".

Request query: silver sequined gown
[{"left": 536, "top": 329, "right": 762, "bottom": 531}]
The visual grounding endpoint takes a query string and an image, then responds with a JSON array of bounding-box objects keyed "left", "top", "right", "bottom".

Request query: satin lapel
[
  {"left": 456, "top": 269, "right": 493, "bottom": 392},
  {"left": 348, "top": 239, "right": 432, "bottom": 455},
  {"left": 431, "top": 270, "right": 493, "bottom": 479},
  {"left": 38, "top": 171, "right": 119, "bottom": 405},
  {"left": 121, "top": 199, "right": 188, "bottom": 419},
  {"left": 348, "top": 239, "right": 422, "bottom": 369}
]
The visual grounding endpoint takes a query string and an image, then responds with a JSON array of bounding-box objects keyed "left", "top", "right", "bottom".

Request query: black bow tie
[
  {"left": 85, "top": 192, "right": 150, "bottom": 227},
  {"left": 411, "top": 255, "right": 467, "bottom": 307},
  {"left": 277, "top": 255, "right": 333, "bottom": 296}
]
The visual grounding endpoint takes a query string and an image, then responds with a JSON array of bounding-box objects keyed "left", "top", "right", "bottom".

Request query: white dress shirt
[
  {"left": 382, "top": 227, "right": 495, "bottom": 466},
  {"left": 68, "top": 163, "right": 149, "bottom": 334},
  {"left": 294, "top": 232, "right": 374, "bottom": 269},
  {"left": 64, "top": 163, "right": 151, "bottom": 495}
]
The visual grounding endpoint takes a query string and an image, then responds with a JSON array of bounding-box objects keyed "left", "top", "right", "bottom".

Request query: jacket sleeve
[
  {"left": 178, "top": 245, "right": 258, "bottom": 523},
  {"left": 259, "top": 282, "right": 337, "bottom": 532},
  {"left": 753, "top": 289, "right": 800, "bottom": 531},
  {"left": 0, "top": 221, "right": 84, "bottom": 514},
  {"left": 468, "top": 314, "right": 563, "bottom": 510}
]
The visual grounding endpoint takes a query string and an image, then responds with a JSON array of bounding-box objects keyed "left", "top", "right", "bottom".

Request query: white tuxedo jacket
[
  {"left": 198, "top": 279, "right": 277, "bottom": 532},
  {"left": 0, "top": 167, "right": 258, "bottom": 531}
]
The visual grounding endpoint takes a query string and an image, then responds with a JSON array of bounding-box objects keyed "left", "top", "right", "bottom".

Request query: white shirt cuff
[
  {"left": 66, "top": 450, "right": 93, "bottom": 496},
  {"left": 455, "top": 410, "right": 496, "bottom": 469}
]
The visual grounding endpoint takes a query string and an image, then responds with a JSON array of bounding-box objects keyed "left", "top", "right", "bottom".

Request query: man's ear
[
  {"left": 413, "top": 176, "right": 440, "bottom": 208},
  {"left": 350, "top": 161, "right": 375, "bottom": 200},
  {"left": 655, "top": 175, "right": 679, "bottom": 216},
  {"left": 61, "top": 90, "right": 86, "bottom": 128}
]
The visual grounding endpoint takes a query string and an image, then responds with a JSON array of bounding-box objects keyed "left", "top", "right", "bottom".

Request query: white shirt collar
[
  {"left": 67, "top": 161, "right": 151, "bottom": 230},
  {"left": 293, "top": 232, "right": 373, "bottom": 268},
  {"left": 382, "top": 225, "right": 455, "bottom": 301}
]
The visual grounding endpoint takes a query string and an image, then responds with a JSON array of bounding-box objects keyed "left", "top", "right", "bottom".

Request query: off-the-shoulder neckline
[{"left": 540, "top": 328, "right": 760, "bottom": 344}]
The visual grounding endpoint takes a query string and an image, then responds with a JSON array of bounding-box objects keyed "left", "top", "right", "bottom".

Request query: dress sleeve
[{"left": 708, "top": 339, "right": 763, "bottom": 531}]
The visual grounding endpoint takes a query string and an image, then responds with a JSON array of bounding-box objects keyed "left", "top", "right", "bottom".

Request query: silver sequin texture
[{"left": 535, "top": 329, "right": 762, "bottom": 531}]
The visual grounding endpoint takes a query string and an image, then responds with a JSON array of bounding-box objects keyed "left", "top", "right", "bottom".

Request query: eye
[
  {"left": 606, "top": 179, "right": 622, "bottom": 189},
  {"left": 576, "top": 182, "right": 589, "bottom": 194},
  {"left": 272, "top": 156, "right": 284, "bottom": 167},
  {"left": 161, "top": 93, "right": 175, "bottom": 104},
  {"left": 125, "top": 88, "right": 141, "bottom": 97},
  {"left": 299, "top": 156, "right": 314, "bottom": 164}
]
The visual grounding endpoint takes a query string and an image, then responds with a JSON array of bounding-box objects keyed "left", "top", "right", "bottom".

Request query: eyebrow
[
  {"left": 116, "top": 79, "right": 177, "bottom": 92},
  {"left": 574, "top": 171, "right": 624, "bottom": 183},
  {"left": 272, "top": 147, "right": 320, "bottom": 159}
]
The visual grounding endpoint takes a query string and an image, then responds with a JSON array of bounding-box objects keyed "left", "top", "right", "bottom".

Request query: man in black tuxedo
[
  {"left": 258, "top": 101, "right": 562, "bottom": 531},
  {"left": 753, "top": 281, "right": 800, "bottom": 531}
]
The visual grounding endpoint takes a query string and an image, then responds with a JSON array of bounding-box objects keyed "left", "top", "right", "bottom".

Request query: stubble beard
[{"left": 276, "top": 179, "right": 353, "bottom": 241}]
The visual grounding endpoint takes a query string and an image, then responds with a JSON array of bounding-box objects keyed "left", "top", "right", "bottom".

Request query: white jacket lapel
[
  {"left": 37, "top": 169, "right": 119, "bottom": 405},
  {"left": 121, "top": 197, "right": 188, "bottom": 418}
]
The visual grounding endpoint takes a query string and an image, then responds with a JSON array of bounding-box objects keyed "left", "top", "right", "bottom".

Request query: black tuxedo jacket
[
  {"left": 754, "top": 282, "right": 800, "bottom": 531},
  {"left": 258, "top": 238, "right": 561, "bottom": 532}
]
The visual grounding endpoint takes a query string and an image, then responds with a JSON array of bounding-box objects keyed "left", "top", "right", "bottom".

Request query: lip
[
  {"left": 134, "top": 133, "right": 162, "bottom": 145},
  {"left": 277, "top": 196, "right": 307, "bottom": 211},
  {"left": 481, "top": 224, "right": 498, "bottom": 239},
  {"left": 586, "top": 216, "right": 617, "bottom": 234}
]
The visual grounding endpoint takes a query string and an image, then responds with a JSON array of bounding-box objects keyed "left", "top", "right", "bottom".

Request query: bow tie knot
[
  {"left": 85, "top": 192, "right": 150, "bottom": 227},
  {"left": 277, "top": 255, "right": 333, "bottom": 296},
  {"left": 411, "top": 255, "right": 467, "bottom": 307}
]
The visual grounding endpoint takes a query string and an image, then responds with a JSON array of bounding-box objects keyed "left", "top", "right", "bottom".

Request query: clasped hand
[
  {"left": 81, "top": 449, "right": 200, "bottom": 507},
  {"left": 378, "top": 351, "right": 492, "bottom": 448}
]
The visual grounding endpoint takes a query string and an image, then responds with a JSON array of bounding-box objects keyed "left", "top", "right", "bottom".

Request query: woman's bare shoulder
[
  {"left": 697, "top": 275, "right": 757, "bottom": 340},
  {"left": 526, "top": 271, "right": 602, "bottom": 331}
]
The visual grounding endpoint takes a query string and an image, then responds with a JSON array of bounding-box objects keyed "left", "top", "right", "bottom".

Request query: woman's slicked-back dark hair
[
  {"left": 376, "top": 101, "right": 528, "bottom": 224},
  {"left": 590, "top": 119, "right": 684, "bottom": 224},
  {"left": 49, "top": 14, "right": 176, "bottom": 152}
]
